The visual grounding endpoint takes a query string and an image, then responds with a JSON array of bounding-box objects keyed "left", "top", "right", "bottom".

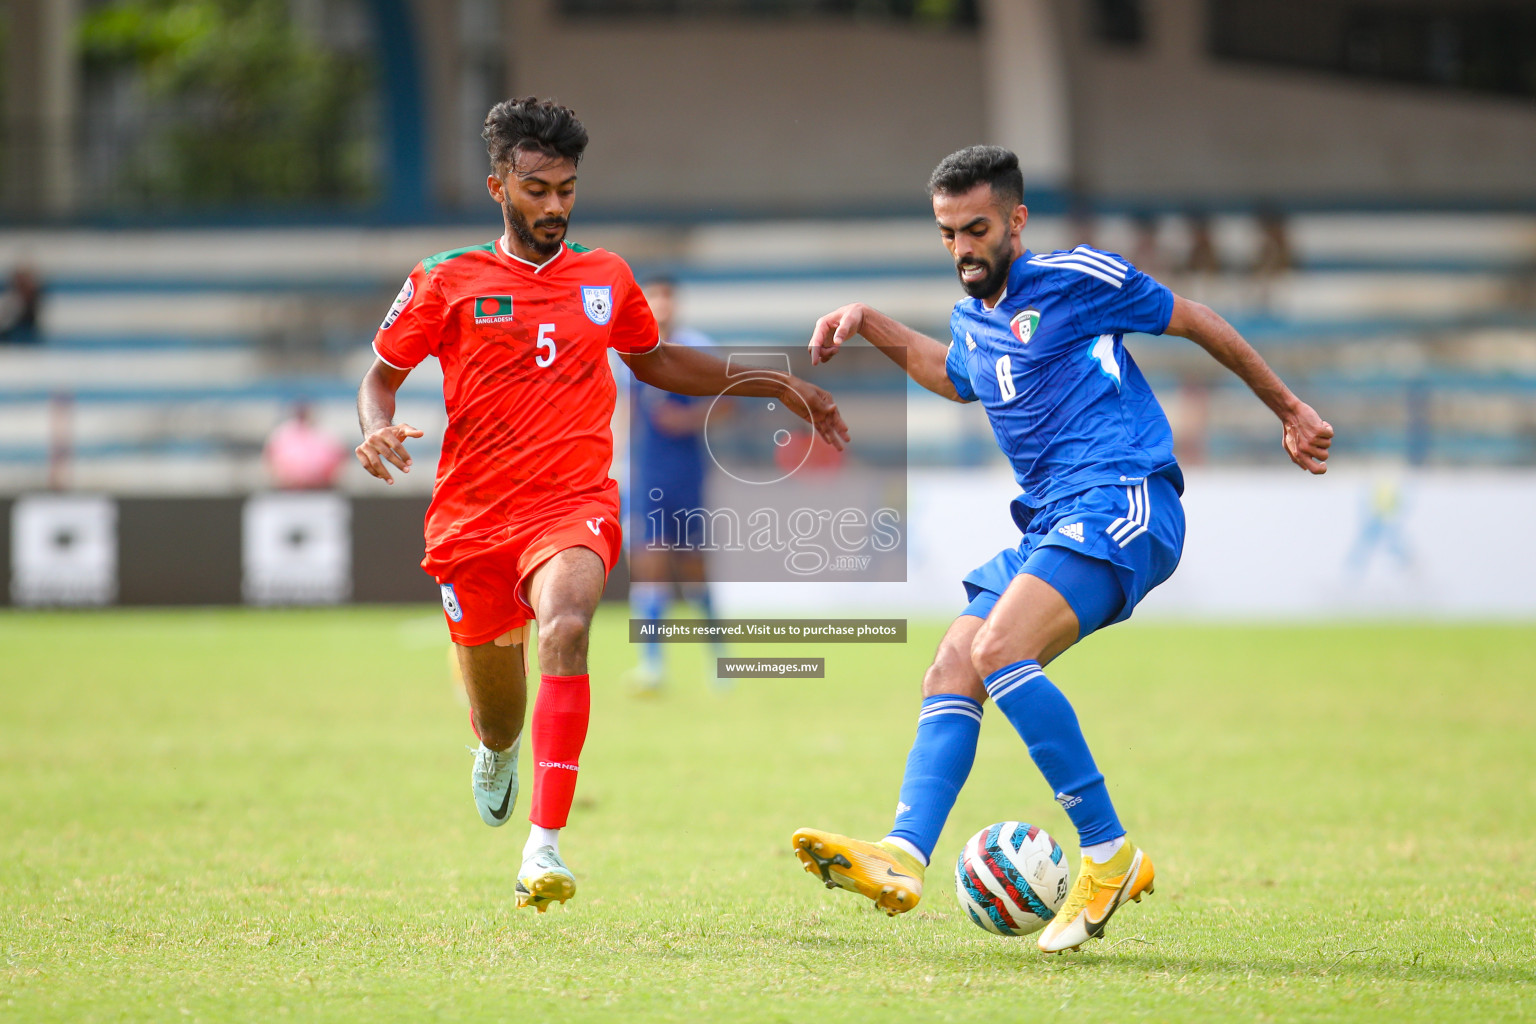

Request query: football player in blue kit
[
  {"left": 791, "top": 146, "right": 1333, "bottom": 953},
  {"left": 625, "top": 276, "right": 729, "bottom": 692}
]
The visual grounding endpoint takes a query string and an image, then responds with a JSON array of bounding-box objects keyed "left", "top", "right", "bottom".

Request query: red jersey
[{"left": 372, "top": 237, "right": 658, "bottom": 574}]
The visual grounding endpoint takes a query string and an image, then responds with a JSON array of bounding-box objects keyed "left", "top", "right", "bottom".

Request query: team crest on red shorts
[{"left": 440, "top": 583, "right": 463, "bottom": 622}]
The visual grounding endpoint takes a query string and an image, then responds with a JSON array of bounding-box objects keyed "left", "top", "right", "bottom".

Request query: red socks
[{"left": 529, "top": 673, "right": 590, "bottom": 828}]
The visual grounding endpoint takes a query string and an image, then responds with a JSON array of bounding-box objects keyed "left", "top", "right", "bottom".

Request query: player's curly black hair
[
  {"left": 482, "top": 97, "right": 589, "bottom": 176},
  {"left": 927, "top": 146, "right": 1024, "bottom": 209}
]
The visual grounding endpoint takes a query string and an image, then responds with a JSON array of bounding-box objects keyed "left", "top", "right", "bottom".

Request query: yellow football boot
[
  {"left": 791, "top": 828, "right": 924, "bottom": 916},
  {"left": 1036, "top": 841, "right": 1154, "bottom": 953},
  {"left": 515, "top": 845, "right": 576, "bottom": 913}
]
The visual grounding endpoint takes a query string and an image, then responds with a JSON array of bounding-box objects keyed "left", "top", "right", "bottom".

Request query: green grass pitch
[{"left": 2, "top": 607, "right": 1533, "bottom": 1022}]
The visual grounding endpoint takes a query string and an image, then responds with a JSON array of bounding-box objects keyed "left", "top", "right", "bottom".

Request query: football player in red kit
[{"left": 356, "top": 97, "right": 848, "bottom": 911}]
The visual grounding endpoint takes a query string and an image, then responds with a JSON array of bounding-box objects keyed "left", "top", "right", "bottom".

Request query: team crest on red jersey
[
  {"left": 582, "top": 286, "right": 613, "bottom": 325},
  {"left": 473, "top": 295, "right": 515, "bottom": 324}
]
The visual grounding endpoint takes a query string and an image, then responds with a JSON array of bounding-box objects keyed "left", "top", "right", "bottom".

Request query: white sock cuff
[
  {"left": 882, "top": 835, "right": 928, "bottom": 867},
  {"left": 524, "top": 824, "right": 561, "bottom": 860},
  {"left": 1080, "top": 835, "right": 1126, "bottom": 864},
  {"left": 982, "top": 661, "right": 1046, "bottom": 702}
]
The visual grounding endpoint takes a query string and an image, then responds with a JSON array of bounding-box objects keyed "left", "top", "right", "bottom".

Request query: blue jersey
[
  {"left": 632, "top": 326, "right": 714, "bottom": 500},
  {"left": 945, "top": 246, "right": 1179, "bottom": 508}
]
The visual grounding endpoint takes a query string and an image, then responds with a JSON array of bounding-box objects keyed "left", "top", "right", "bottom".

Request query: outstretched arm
[
  {"left": 355, "top": 358, "right": 424, "bottom": 484},
  {"left": 1165, "top": 295, "right": 1333, "bottom": 474},
  {"left": 808, "top": 303, "right": 966, "bottom": 402},
  {"left": 620, "top": 341, "right": 850, "bottom": 450}
]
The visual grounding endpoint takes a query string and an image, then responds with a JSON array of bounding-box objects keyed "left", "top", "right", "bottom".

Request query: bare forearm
[
  {"left": 353, "top": 358, "right": 422, "bottom": 483},
  {"left": 358, "top": 388, "right": 395, "bottom": 435},
  {"left": 808, "top": 303, "right": 959, "bottom": 400},
  {"left": 1166, "top": 294, "right": 1334, "bottom": 474},
  {"left": 625, "top": 342, "right": 793, "bottom": 400},
  {"left": 851, "top": 307, "right": 957, "bottom": 400},
  {"left": 627, "top": 340, "right": 851, "bottom": 450},
  {"left": 1169, "top": 299, "right": 1297, "bottom": 418},
  {"left": 357, "top": 360, "right": 409, "bottom": 434}
]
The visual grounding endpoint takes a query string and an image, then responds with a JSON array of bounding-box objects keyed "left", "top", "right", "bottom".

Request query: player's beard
[
  {"left": 506, "top": 202, "right": 567, "bottom": 259},
  {"left": 955, "top": 240, "right": 1013, "bottom": 301}
]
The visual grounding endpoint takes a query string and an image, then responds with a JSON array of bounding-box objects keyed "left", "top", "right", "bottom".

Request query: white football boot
[
  {"left": 470, "top": 735, "right": 520, "bottom": 827},
  {"left": 622, "top": 664, "right": 665, "bottom": 697},
  {"left": 516, "top": 844, "right": 577, "bottom": 912}
]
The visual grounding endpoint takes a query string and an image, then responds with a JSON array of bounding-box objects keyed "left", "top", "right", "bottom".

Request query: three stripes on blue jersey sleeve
[{"left": 1026, "top": 246, "right": 1129, "bottom": 289}]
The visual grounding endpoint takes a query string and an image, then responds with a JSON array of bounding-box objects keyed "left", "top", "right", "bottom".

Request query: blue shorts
[
  {"left": 962, "top": 472, "right": 1185, "bottom": 640},
  {"left": 634, "top": 476, "right": 706, "bottom": 548}
]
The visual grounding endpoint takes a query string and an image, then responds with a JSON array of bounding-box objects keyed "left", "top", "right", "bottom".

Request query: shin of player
[
  {"left": 448, "top": 545, "right": 605, "bottom": 913},
  {"left": 515, "top": 546, "right": 604, "bottom": 911},
  {"left": 885, "top": 568, "right": 1125, "bottom": 874},
  {"left": 528, "top": 555, "right": 599, "bottom": 859}
]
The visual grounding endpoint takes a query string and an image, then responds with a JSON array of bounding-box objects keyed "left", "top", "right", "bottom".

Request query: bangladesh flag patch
[{"left": 473, "top": 295, "right": 514, "bottom": 324}]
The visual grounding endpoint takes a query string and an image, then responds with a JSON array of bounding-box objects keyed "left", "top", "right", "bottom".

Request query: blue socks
[
  {"left": 984, "top": 660, "right": 1124, "bottom": 847},
  {"left": 630, "top": 583, "right": 668, "bottom": 673},
  {"left": 885, "top": 660, "right": 1125, "bottom": 859},
  {"left": 631, "top": 582, "right": 724, "bottom": 676},
  {"left": 681, "top": 582, "right": 715, "bottom": 621},
  {"left": 888, "top": 695, "right": 983, "bottom": 863},
  {"left": 681, "top": 583, "right": 726, "bottom": 665}
]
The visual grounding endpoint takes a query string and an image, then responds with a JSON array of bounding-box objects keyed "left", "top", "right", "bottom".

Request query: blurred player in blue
[
  {"left": 791, "top": 147, "right": 1333, "bottom": 953},
  {"left": 625, "top": 276, "right": 729, "bottom": 692}
]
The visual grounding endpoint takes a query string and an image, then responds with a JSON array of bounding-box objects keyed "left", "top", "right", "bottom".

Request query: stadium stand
[{"left": 1, "top": 210, "right": 1534, "bottom": 493}]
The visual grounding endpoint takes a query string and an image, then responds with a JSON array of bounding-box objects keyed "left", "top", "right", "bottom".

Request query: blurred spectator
[
  {"left": 627, "top": 276, "right": 728, "bottom": 693},
  {"left": 1067, "top": 195, "right": 1097, "bottom": 249},
  {"left": 0, "top": 267, "right": 42, "bottom": 344},
  {"left": 263, "top": 402, "right": 347, "bottom": 489},
  {"left": 1252, "top": 205, "right": 1294, "bottom": 277},
  {"left": 773, "top": 428, "right": 845, "bottom": 476},
  {"left": 1129, "top": 212, "right": 1168, "bottom": 279},
  {"left": 1183, "top": 210, "right": 1222, "bottom": 275},
  {"left": 1251, "top": 205, "right": 1294, "bottom": 310}
]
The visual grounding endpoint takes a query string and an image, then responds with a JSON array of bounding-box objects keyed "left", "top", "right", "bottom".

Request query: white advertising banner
[
  {"left": 10, "top": 494, "right": 118, "bottom": 606},
  {"left": 241, "top": 492, "right": 351, "bottom": 605},
  {"left": 1144, "top": 469, "right": 1536, "bottom": 619},
  {"left": 716, "top": 468, "right": 1536, "bottom": 620}
]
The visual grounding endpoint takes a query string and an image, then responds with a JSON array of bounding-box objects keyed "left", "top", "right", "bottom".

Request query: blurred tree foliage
[{"left": 79, "top": 0, "right": 376, "bottom": 207}]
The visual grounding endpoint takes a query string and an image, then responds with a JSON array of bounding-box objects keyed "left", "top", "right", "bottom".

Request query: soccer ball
[{"left": 954, "top": 822, "right": 1070, "bottom": 936}]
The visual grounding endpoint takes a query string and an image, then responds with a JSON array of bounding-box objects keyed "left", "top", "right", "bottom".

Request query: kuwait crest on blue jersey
[
  {"left": 1010, "top": 308, "right": 1041, "bottom": 345},
  {"left": 582, "top": 286, "right": 613, "bottom": 325}
]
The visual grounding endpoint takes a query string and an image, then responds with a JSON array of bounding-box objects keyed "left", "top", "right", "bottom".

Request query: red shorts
[{"left": 434, "top": 499, "right": 622, "bottom": 646}]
